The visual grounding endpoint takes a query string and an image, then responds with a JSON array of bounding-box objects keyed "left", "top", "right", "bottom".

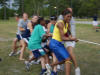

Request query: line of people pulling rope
[{"left": 9, "top": 8, "right": 81, "bottom": 75}]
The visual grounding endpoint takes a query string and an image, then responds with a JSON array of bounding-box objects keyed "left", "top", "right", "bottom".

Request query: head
[
  {"left": 62, "top": 9, "right": 72, "bottom": 23},
  {"left": 45, "top": 20, "right": 50, "bottom": 28},
  {"left": 67, "top": 8, "right": 73, "bottom": 13},
  {"left": 23, "top": 13, "right": 28, "bottom": 20},
  {"left": 32, "top": 15, "right": 39, "bottom": 23},
  {"left": 14, "top": 13, "right": 20, "bottom": 22},
  {"left": 37, "top": 17, "right": 45, "bottom": 26},
  {"left": 50, "top": 16, "right": 57, "bottom": 25}
]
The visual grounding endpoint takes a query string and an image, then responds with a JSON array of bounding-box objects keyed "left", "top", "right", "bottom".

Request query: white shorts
[
  {"left": 93, "top": 21, "right": 98, "bottom": 26},
  {"left": 64, "top": 41, "right": 76, "bottom": 48}
]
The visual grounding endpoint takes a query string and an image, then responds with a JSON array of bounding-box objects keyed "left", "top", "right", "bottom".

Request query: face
[
  {"left": 51, "top": 20, "right": 56, "bottom": 25},
  {"left": 23, "top": 13, "right": 28, "bottom": 20},
  {"left": 32, "top": 16, "right": 38, "bottom": 23},
  {"left": 15, "top": 17, "right": 19, "bottom": 22},
  {"left": 64, "top": 13, "right": 72, "bottom": 23},
  {"left": 41, "top": 20, "right": 46, "bottom": 26}
]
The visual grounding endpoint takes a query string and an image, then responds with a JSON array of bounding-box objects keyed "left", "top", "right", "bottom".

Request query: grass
[{"left": 0, "top": 19, "right": 100, "bottom": 75}]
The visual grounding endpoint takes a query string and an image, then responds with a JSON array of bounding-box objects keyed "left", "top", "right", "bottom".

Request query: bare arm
[
  {"left": 57, "top": 22, "right": 76, "bottom": 41},
  {"left": 28, "top": 22, "right": 33, "bottom": 33},
  {"left": 47, "top": 23, "right": 52, "bottom": 34},
  {"left": 19, "top": 27, "right": 25, "bottom": 31}
]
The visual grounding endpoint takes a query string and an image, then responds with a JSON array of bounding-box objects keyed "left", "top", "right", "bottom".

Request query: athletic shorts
[
  {"left": 16, "top": 34, "right": 22, "bottom": 41},
  {"left": 49, "top": 39, "right": 70, "bottom": 62},
  {"left": 64, "top": 41, "right": 76, "bottom": 48},
  {"left": 32, "top": 48, "right": 46, "bottom": 58},
  {"left": 93, "top": 21, "right": 98, "bottom": 26},
  {"left": 23, "top": 37, "right": 30, "bottom": 44}
]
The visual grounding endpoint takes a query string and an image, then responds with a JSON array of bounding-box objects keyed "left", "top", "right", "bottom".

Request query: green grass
[{"left": 0, "top": 19, "right": 100, "bottom": 75}]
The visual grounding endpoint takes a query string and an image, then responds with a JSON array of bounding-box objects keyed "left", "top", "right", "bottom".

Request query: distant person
[
  {"left": 9, "top": 14, "right": 21, "bottom": 56},
  {"left": 92, "top": 14, "right": 99, "bottom": 32}
]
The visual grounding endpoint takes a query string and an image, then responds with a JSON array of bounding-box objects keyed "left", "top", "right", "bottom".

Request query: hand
[{"left": 70, "top": 37, "right": 77, "bottom": 41}]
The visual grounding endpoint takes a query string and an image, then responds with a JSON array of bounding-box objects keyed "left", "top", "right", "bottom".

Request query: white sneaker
[
  {"left": 46, "top": 64, "right": 52, "bottom": 74},
  {"left": 25, "top": 61, "right": 31, "bottom": 71},
  {"left": 75, "top": 67, "right": 81, "bottom": 75},
  {"left": 16, "top": 50, "right": 21, "bottom": 55},
  {"left": 9, "top": 51, "right": 16, "bottom": 56}
]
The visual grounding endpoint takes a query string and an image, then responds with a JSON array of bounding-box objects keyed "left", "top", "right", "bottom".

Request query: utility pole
[{"left": 4, "top": 0, "right": 7, "bottom": 20}]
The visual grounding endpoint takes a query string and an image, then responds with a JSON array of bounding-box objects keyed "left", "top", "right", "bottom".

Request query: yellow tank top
[{"left": 52, "top": 20, "right": 68, "bottom": 42}]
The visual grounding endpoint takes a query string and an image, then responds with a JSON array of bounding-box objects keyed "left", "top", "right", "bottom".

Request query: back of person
[{"left": 28, "top": 24, "right": 46, "bottom": 50}]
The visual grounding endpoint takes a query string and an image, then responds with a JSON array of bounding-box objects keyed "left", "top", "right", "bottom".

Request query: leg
[
  {"left": 65, "top": 58, "right": 71, "bottom": 75},
  {"left": 19, "top": 39, "right": 27, "bottom": 60},
  {"left": 12, "top": 38, "right": 18, "bottom": 52},
  {"left": 66, "top": 46, "right": 78, "bottom": 68}
]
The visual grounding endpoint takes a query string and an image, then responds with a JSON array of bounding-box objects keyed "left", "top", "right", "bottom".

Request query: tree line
[{"left": 0, "top": 0, "right": 100, "bottom": 19}]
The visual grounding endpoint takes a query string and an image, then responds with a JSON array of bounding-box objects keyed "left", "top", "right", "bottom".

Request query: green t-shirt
[
  {"left": 28, "top": 24, "right": 46, "bottom": 50},
  {"left": 50, "top": 24, "right": 55, "bottom": 33}
]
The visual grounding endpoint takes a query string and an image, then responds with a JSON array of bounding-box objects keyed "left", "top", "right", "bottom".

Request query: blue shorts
[
  {"left": 16, "top": 34, "right": 22, "bottom": 41},
  {"left": 32, "top": 49, "right": 46, "bottom": 58},
  {"left": 49, "top": 39, "right": 70, "bottom": 62}
]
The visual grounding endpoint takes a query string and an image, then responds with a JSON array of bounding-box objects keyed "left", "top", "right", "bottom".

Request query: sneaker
[
  {"left": 75, "top": 67, "right": 81, "bottom": 75},
  {"left": 25, "top": 61, "right": 31, "bottom": 71},
  {"left": 30, "top": 60, "right": 39, "bottom": 65},
  {"left": 51, "top": 71, "right": 58, "bottom": 75},
  {"left": 16, "top": 50, "right": 21, "bottom": 55},
  {"left": 46, "top": 64, "right": 52, "bottom": 74},
  {"left": 0, "top": 58, "right": 2, "bottom": 62},
  {"left": 40, "top": 69, "right": 47, "bottom": 75},
  {"left": 9, "top": 51, "right": 16, "bottom": 56}
]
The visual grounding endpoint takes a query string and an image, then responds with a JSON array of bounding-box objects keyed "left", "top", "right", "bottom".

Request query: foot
[
  {"left": 75, "top": 67, "right": 81, "bottom": 75},
  {"left": 46, "top": 64, "right": 52, "bottom": 74},
  {"left": 25, "top": 61, "right": 31, "bottom": 71},
  {"left": 9, "top": 51, "right": 16, "bottom": 56},
  {"left": 30, "top": 60, "right": 39, "bottom": 65},
  {"left": 0, "top": 58, "right": 2, "bottom": 62},
  {"left": 40, "top": 69, "right": 47, "bottom": 75},
  {"left": 16, "top": 50, "right": 21, "bottom": 55},
  {"left": 51, "top": 71, "right": 58, "bottom": 75},
  {"left": 19, "top": 58, "right": 25, "bottom": 61}
]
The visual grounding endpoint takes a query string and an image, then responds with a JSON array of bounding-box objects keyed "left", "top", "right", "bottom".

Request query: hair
[
  {"left": 50, "top": 15, "right": 57, "bottom": 21},
  {"left": 45, "top": 20, "right": 50, "bottom": 25},
  {"left": 32, "top": 14, "right": 38, "bottom": 18},
  {"left": 37, "top": 17, "right": 44, "bottom": 24},
  {"left": 14, "top": 13, "right": 19, "bottom": 17},
  {"left": 61, "top": 9, "right": 71, "bottom": 16}
]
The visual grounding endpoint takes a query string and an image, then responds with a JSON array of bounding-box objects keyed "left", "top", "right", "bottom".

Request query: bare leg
[
  {"left": 12, "top": 38, "right": 18, "bottom": 52},
  {"left": 66, "top": 46, "right": 78, "bottom": 68},
  {"left": 19, "top": 40, "right": 27, "bottom": 60},
  {"left": 65, "top": 58, "right": 71, "bottom": 75}
]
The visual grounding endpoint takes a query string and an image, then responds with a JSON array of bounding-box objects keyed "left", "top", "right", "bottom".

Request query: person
[
  {"left": 9, "top": 14, "right": 21, "bottom": 56},
  {"left": 92, "top": 14, "right": 99, "bottom": 32},
  {"left": 49, "top": 9, "right": 78, "bottom": 75},
  {"left": 58, "top": 8, "right": 80, "bottom": 75},
  {"left": 18, "top": 13, "right": 30, "bottom": 60},
  {"left": 25, "top": 17, "right": 51, "bottom": 74}
]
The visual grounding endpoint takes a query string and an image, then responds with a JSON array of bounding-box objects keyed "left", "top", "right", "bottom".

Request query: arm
[
  {"left": 57, "top": 22, "right": 76, "bottom": 41},
  {"left": 27, "top": 22, "right": 33, "bottom": 33},
  {"left": 18, "top": 19, "right": 25, "bottom": 31},
  {"left": 47, "top": 23, "right": 51, "bottom": 34}
]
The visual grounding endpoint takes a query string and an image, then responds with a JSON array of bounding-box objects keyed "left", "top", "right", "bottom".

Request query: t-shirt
[
  {"left": 50, "top": 24, "right": 55, "bottom": 33},
  {"left": 28, "top": 24, "right": 46, "bottom": 50},
  {"left": 17, "top": 19, "right": 30, "bottom": 34}
]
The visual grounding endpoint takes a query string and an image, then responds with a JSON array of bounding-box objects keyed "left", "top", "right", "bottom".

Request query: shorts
[
  {"left": 64, "top": 41, "right": 76, "bottom": 48},
  {"left": 32, "top": 48, "right": 46, "bottom": 58},
  {"left": 49, "top": 39, "right": 70, "bottom": 62},
  {"left": 23, "top": 37, "right": 30, "bottom": 44},
  {"left": 93, "top": 21, "right": 98, "bottom": 26},
  {"left": 16, "top": 34, "right": 22, "bottom": 41}
]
